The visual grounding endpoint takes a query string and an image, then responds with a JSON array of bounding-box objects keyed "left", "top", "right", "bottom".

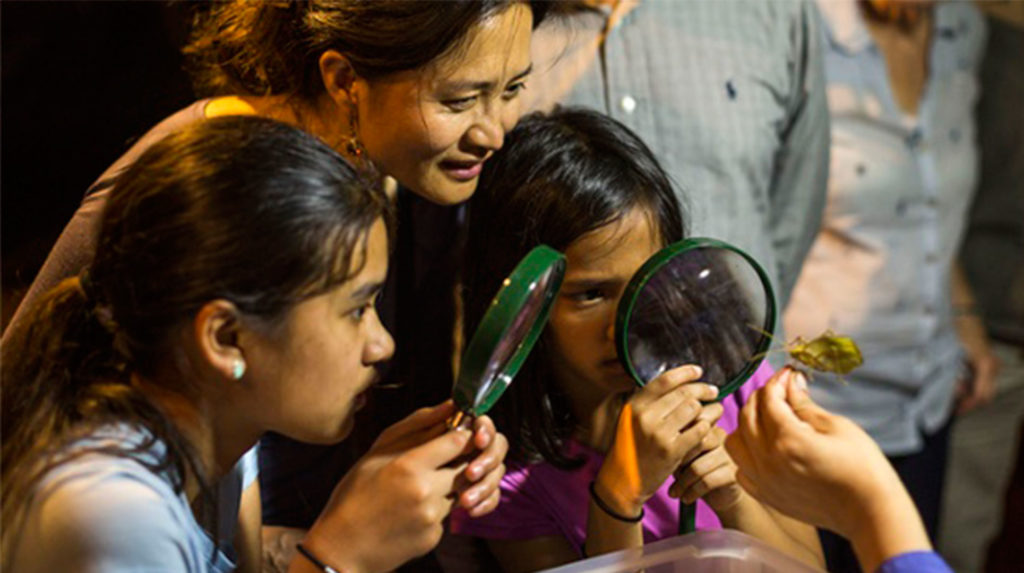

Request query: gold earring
[{"left": 345, "top": 103, "right": 367, "bottom": 160}]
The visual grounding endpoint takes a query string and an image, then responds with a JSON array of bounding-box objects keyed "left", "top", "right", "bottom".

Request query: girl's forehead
[{"left": 565, "top": 210, "right": 661, "bottom": 272}]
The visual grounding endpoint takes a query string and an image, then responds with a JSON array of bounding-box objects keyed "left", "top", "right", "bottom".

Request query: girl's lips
[
  {"left": 354, "top": 390, "right": 369, "bottom": 411},
  {"left": 601, "top": 357, "right": 623, "bottom": 369},
  {"left": 440, "top": 160, "right": 484, "bottom": 181}
]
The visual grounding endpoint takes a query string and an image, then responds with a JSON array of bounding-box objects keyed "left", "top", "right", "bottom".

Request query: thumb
[
  {"left": 405, "top": 427, "right": 474, "bottom": 471},
  {"left": 784, "top": 371, "right": 835, "bottom": 432},
  {"left": 376, "top": 400, "right": 456, "bottom": 447}
]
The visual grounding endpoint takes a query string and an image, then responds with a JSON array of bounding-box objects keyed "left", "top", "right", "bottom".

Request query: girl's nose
[{"left": 365, "top": 319, "right": 395, "bottom": 364}]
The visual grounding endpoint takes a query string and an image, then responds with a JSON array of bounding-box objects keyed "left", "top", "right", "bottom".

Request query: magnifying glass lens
[
  {"left": 453, "top": 245, "right": 566, "bottom": 420},
  {"left": 615, "top": 239, "right": 776, "bottom": 536},
  {"left": 623, "top": 244, "right": 773, "bottom": 391},
  {"left": 473, "top": 266, "right": 559, "bottom": 407}
]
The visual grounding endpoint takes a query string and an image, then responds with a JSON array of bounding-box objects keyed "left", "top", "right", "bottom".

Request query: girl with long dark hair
[{"left": 2, "top": 116, "right": 508, "bottom": 573}]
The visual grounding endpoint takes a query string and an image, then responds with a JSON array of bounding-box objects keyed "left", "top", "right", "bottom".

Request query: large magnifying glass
[
  {"left": 449, "top": 245, "right": 566, "bottom": 429},
  {"left": 614, "top": 238, "right": 777, "bottom": 534}
]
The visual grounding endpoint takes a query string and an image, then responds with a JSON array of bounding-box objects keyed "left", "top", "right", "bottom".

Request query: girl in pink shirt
[{"left": 451, "top": 108, "right": 824, "bottom": 572}]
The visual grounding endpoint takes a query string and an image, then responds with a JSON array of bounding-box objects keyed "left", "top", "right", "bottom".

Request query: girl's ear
[
  {"left": 319, "top": 50, "right": 362, "bottom": 108},
  {"left": 193, "top": 299, "right": 245, "bottom": 381}
]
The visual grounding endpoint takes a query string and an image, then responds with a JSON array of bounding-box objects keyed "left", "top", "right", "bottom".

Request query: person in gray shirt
[{"left": 525, "top": 0, "right": 830, "bottom": 309}]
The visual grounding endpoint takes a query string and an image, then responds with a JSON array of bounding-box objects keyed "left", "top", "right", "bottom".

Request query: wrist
[
  {"left": 299, "top": 529, "right": 362, "bottom": 573},
  {"left": 704, "top": 485, "right": 750, "bottom": 520},
  {"left": 847, "top": 481, "right": 931, "bottom": 573},
  {"left": 591, "top": 475, "right": 645, "bottom": 520},
  {"left": 296, "top": 543, "right": 344, "bottom": 573}
]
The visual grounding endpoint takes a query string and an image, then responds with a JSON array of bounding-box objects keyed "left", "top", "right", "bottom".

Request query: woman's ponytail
[{"left": 184, "top": 1, "right": 312, "bottom": 97}]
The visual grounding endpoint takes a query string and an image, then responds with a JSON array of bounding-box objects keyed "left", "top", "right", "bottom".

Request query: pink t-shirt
[{"left": 450, "top": 361, "right": 773, "bottom": 555}]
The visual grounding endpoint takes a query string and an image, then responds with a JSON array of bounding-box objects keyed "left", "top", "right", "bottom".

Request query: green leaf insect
[
  {"left": 750, "top": 325, "right": 864, "bottom": 378},
  {"left": 785, "top": 330, "right": 864, "bottom": 375}
]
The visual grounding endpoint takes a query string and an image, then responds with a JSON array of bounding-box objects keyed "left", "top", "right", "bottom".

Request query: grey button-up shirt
[
  {"left": 524, "top": 0, "right": 830, "bottom": 309},
  {"left": 784, "top": 0, "right": 986, "bottom": 454}
]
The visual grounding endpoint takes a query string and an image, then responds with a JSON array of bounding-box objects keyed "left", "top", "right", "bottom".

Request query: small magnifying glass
[
  {"left": 614, "top": 238, "right": 777, "bottom": 534},
  {"left": 448, "top": 245, "right": 566, "bottom": 430}
]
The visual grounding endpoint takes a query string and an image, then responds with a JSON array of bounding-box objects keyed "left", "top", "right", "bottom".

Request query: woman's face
[
  {"left": 547, "top": 210, "right": 662, "bottom": 401},
  {"left": 354, "top": 3, "right": 534, "bottom": 205},
  {"left": 245, "top": 219, "right": 394, "bottom": 444}
]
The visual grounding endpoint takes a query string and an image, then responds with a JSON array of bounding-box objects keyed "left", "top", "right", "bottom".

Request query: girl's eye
[
  {"left": 503, "top": 81, "right": 527, "bottom": 100},
  {"left": 443, "top": 96, "right": 477, "bottom": 111},
  {"left": 349, "top": 302, "right": 375, "bottom": 322},
  {"left": 568, "top": 289, "right": 605, "bottom": 305}
]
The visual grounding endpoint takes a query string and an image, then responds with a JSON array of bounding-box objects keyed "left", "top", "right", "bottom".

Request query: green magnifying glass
[
  {"left": 448, "top": 245, "right": 566, "bottom": 430},
  {"left": 614, "top": 238, "right": 777, "bottom": 534}
]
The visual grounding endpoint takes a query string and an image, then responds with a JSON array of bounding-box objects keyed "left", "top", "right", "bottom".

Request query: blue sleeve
[
  {"left": 240, "top": 443, "right": 260, "bottom": 489},
  {"left": 14, "top": 462, "right": 193, "bottom": 572},
  {"left": 213, "top": 444, "right": 261, "bottom": 555},
  {"left": 876, "top": 551, "right": 954, "bottom": 573}
]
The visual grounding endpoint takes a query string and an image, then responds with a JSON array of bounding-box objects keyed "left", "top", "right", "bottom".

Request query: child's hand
[
  {"left": 593, "top": 365, "right": 721, "bottom": 518},
  {"left": 724, "top": 368, "right": 915, "bottom": 539},
  {"left": 301, "top": 401, "right": 483, "bottom": 573},
  {"left": 670, "top": 426, "right": 745, "bottom": 514},
  {"left": 725, "top": 368, "right": 931, "bottom": 572},
  {"left": 452, "top": 414, "right": 509, "bottom": 517}
]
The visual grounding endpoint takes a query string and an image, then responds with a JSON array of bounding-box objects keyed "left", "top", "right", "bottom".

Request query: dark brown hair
[{"left": 185, "top": 0, "right": 549, "bottom": 100}]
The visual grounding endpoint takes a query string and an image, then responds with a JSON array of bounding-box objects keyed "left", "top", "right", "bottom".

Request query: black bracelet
[
  {"left": 296, "top": 543, "right": 341, "bottom": 573},
  {"left": 588, "top": 480, "right": 644, "bottom": 522}
]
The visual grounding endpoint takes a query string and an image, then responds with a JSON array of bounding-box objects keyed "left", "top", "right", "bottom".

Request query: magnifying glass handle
[
  {"left": 446, "top": 410, "right": 475, "bottom": 431},
  {"left": 678, "top": 500, "right": 697, "bottom": 535}
]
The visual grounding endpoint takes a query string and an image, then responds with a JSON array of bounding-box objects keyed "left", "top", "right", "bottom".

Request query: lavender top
[{"left": 451, "top": 361, "right": 774, "bottom": 554}]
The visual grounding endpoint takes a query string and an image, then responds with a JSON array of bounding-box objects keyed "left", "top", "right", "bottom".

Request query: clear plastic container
[{"left": 539, "top": 529, "right": 823, "bottom": 573}]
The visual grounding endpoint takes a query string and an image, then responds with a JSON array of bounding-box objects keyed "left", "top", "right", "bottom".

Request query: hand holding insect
[{"left": 726, "top": 367, "right": 930, "bottom": 573}]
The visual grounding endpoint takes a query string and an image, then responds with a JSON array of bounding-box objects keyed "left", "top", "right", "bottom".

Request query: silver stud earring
[{"left": 232, "top": 359, "right": 246, "bottom": 380}]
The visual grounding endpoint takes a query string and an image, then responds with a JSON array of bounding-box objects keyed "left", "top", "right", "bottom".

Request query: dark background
[{"left": 2, "top": 1, "right": 195, "bottom": 329}]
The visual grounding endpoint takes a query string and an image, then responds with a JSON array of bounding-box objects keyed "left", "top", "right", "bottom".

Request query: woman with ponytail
[
  {"left": 4, "top": 1, "right": 547, "bottom": 559},
  {"left": 2, "top": 116, "right": 509, "bottom": 573},
  {"left": 9, "top": 0, "right": 545, "bottom": 329}
]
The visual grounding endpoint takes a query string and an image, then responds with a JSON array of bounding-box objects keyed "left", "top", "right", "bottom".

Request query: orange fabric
[{"left": 601, "top": 402, "right": 642, "bottom": 503}]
